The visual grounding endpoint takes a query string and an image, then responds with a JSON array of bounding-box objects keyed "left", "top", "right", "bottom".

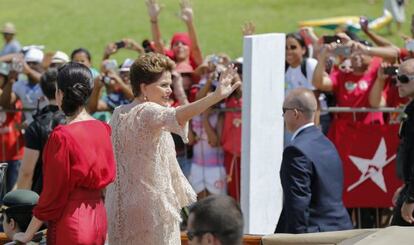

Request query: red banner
[{"left": 329, "top": 119, "right": 403, "bottom": 208}]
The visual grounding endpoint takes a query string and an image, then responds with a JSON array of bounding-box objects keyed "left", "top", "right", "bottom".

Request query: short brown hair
[{"left": 130, "top": 53, "right": 175, "bottom": 97}]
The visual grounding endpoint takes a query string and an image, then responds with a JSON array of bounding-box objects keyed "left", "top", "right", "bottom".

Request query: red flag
[{"left": 329, "top": 119, "right": 403, "bottom": 208}]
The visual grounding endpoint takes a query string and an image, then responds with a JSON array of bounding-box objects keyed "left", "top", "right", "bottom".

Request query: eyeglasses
[
  {"left": 187, "top": 230, "right": 216, "bottom": 241},
  {"left": 397, "top": 74, "right": 414, "bottom": 84},
  {"left": 285, "top": 45, "right": 298, "bottom": 50},
  {"left": 282, "top": 107, "right": 300, "bottom": 114}
]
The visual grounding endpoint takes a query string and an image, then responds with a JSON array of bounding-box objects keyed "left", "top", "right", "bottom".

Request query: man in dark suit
[{"left": 275, "top": 88, "right": 352, "bottom": 233}]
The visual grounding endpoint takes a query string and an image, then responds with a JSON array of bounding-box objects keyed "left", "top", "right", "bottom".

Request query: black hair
[
  {"left": 40, "top": 68, "right": 58, "bottom": 100},
  {"left": 286, "top": 32, "right": 309, "bottom": 58},
  {"left": 189, "top": 195, "right": 243, "bottom": 245},
  {"left": 70, "top": 48, "right": 92, "bottom": 62},
  {"left": 4, "top": 205, "right": 35, "bottom": 231},
  {"left": 57, "top": 62, "right": 92, "bottom": 116}
]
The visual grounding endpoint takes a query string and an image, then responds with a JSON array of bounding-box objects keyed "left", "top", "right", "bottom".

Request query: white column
[{"left": 241, "top": 33, "right": 285, "bottom": 234}]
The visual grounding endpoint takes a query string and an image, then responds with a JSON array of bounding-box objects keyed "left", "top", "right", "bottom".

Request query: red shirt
[
  {"left": 330, "top": 57, "right": 384, "bottom": 124},
  {"left": 221, "top": 97, "right": 242, "bottom": 155},
  {"left": 33, "top": 120, "right": 116, "bottom": 221},
  {"left": 0, "top": 100, "right": 23, "bottom": 161}
]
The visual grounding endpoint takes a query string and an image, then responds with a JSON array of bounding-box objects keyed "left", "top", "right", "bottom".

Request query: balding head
[
  {"left": 399, "top": 59, "right": 414, "bottom": 75},
  {"left": 284, "top": 88, "right": 317, "bottom": 121},
  {"left": 398, "top": 59, "right": 414, "bottom": 99}
]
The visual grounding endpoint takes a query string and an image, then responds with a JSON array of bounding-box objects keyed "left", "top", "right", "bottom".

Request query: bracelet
[{"left": 150, "top": 19, "right": 157, "bottom": 24}]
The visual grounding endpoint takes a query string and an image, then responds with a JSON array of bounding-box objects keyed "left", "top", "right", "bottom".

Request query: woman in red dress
[{"left": 13, "top": 62, "right": 116, "bottom": 245}]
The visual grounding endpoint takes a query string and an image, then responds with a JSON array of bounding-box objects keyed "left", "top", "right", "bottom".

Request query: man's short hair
[
  {"left": 40, "top": 68, "right": 58, "bottom": 100},
  {"left": 189, "top": 195, "right": 243, "bottom": 245}
]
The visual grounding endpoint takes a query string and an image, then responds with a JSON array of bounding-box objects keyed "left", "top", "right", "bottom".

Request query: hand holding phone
[
  {"left": 115, "top": 41, "right": 126, "bottom": 49},
  {"left": 323, "top": 35, "right": 341, "bottom": 44},
  {"left": 383, "top": 66, "right": 399, "bottom": 76}
]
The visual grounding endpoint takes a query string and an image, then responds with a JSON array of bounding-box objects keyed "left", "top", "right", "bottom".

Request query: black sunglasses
[{"left": 397, "top": 74, "right": 414, "bottom": 84}]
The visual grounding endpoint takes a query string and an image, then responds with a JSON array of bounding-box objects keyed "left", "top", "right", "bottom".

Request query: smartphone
[
  {"left": 383, "top": 66, "right": 399, "bottom": 76},
  {"left": 323, "top": 35, "right": 341, "bottom": 44},
  {"left": 406, "top": 40, "right": 414, "bottom": 51},
  {"left": 115, "top": 41, "right": 126, "bottom": 49},
  {"left": 333, "top": 46, "right": 351, "bottom": 57}
]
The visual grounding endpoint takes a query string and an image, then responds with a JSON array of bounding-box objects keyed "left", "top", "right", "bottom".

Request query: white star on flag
[{"left": 347, "top": 138, "right": 396, "bottom": 193}]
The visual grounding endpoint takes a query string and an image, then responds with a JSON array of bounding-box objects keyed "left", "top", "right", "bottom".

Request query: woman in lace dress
[{"left": 105, "top": 53, "right": 240, "bottom": 245}]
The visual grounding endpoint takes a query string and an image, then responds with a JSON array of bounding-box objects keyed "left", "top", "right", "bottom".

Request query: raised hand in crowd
[
  {"left": 242, "top": 22, "right": 255, "bottom": 36},
  {"left": 369, "top": 62, "right": 393, "bottom": 108},
  {"left": 179, "top": 0, "right": 193, "bottom": 23},
  {"left": 145, "top": 0, "right": 164, "bottom": 53},
  {"left": 103, "top": 39, "right": 144, "bottom": 60},
  {"left": 171, "top": 70, "right": 189, "bottom": 105},
  {"left": 178, "top": 0, "right": 203, "bottom": 66}
]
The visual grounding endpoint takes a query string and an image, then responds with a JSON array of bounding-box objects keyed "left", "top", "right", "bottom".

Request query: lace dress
[{"left": 106, "top": 101, "right": 196, "bottom": 245}]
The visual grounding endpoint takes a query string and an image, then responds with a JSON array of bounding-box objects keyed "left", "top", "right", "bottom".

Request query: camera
[
  {"left": 323, "top": 35, "right": 341, "bottom": 44},
  {"left": 10, "top": 57, "right": 23, "bottom": 73},
  {"left": 115, "top": 41, "right": 126, "bottom": 49},
  {"left": 102, "top": 76, "right": 112, "bottom": 85},
  {"left": 383, "top": 66, "right": 398, "bottom": 76},
  {"left": 333, "top": 46, "right": 351, "bottom": 57},
  {"left": 142, "top": 39, "right": 155, "bottom": 53}
]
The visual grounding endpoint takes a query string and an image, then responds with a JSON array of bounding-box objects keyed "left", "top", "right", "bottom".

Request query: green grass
[{"left": 1, "top": 0, "right": 413, "bottom": 66}]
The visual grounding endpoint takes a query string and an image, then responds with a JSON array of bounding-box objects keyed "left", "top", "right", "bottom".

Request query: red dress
[{"left": 33, "top": 120, "right": 116, "bottom": 245}]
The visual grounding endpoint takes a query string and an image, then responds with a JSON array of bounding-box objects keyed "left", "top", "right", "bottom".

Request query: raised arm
[
  {"left": 312, "top": 45, "right": 334, "bottom": 92},
  {"left": 179, "top": 0, "right": 203, "bottom": 66},
  {"left": 146, "top": 0, "right": 165, "bottom": 54},
  {"left": 175, "top": 65, "right": 240, "bottom": 126},
  {"left": 369, "top": 63, "right": 388, "bottom": 108},
  {"left": 0, "top": 70, "right": 18, "bottom": 109}
]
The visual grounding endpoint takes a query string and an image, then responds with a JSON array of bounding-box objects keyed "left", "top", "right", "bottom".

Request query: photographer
[
  {"left": 312, "top": 35, "right": 391, "bottom": 125},
  {"left": 0, "top": 48, "right": 46, "bottom": 125},
  {"left": 87, "top": 59, "right": 134, "bottom": 116}
]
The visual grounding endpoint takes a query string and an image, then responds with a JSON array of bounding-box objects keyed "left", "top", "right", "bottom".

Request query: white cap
[
  {"left": 119, "top": 58, "right": 134, "bottom": 72},
  {"left": 51, "top": 51, "right": 69, "bottom": 64},
  {"left": 24, "top": 48, "right": 44, "bottom": 63}
]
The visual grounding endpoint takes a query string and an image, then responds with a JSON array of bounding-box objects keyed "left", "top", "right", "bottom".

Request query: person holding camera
[
  {"left": 87, "top": 59, "right": 134, "bottom": 117},
  {"left": 0, "top": 48, "right": 46, "bottom": 126},
  {"left": 369, "top": 62, "right": 409, "bottom": 119},
  {"left": 105, "top": 53, "right": 240, "bottom": 245}
]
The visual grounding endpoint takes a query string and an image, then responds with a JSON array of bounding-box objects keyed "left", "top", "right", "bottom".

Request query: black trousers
[{"left": 391, "top": 186, "right": 414, "bottom": 226}]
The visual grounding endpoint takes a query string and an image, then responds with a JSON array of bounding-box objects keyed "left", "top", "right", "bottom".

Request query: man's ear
[
  {"left": 9, "top": 218, "right": 17, "bottom": 230},
  {"left": 203, "top": 233, "right": 216, "bottom": 244}
]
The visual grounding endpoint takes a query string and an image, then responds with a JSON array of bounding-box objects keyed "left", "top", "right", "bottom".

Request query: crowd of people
[{"left": 0, "top": 0, "right": 413, "bottom": 244}]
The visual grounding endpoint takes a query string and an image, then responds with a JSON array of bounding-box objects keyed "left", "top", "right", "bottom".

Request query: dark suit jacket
[{"left": 275, "top": 125, "right": 352, "bottom": 233}]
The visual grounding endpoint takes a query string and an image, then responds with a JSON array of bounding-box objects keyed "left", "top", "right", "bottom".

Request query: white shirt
[{"left": 291, "top": 122, "right": 315, "bottom": 142}]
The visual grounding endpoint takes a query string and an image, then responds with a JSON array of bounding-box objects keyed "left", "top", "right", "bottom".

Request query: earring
[{"left": 144, "top": 95, "right": 148, "bottom": 101}]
